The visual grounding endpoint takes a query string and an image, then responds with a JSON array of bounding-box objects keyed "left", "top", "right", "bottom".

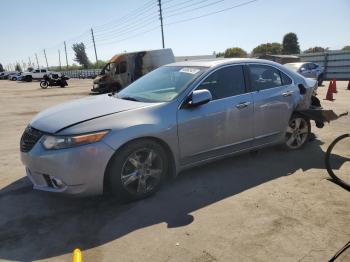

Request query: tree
[
  {"left": 342, "top": 45, "right": 350, "bottom": 51},
  {"left": 224, "top": 47, "right": 248, "bottom": 58},
  {"left": 72, "top": 42, "right": 91, "bottom": 69},
  {"left": 215, "top": 51, "right": 225, "bottom": 58},
  {"left": 303, "top": 46, "right": 328, "bottom": 53},
  {"left": 282, "top": 32, "right": 300, "bottom": 54},
  {"left": 0, "top": 63, "right": 4, "bottom": 72},
  {"left": 251, "top": 42, "right": 282, "bottom": 56},
  {"left": 92, "top": 60, "right": 107, "bottom": 69},
  {"left": 15, "top": 63, "right": 22, "bottom": 72}
]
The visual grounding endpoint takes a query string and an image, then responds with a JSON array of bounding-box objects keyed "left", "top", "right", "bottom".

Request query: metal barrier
[{"left": 299, "top": 50, "right": 350, "bottom": 80}]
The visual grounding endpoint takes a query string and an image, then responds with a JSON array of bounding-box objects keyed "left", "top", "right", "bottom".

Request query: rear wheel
[
  {"left": 107, "top": 139, "right": 168, "bottom": 201},
  {"left": 25, "top": 75, "right": 32, "bottom": 82},
  {"left": 283, "top": 114, "right": 310, "bottom": 150}
]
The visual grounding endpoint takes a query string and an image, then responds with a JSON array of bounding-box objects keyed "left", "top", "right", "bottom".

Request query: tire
[
  {"left": 317, "top": 74, "right": 324, "bottom": 86},
  {"left": 40, "top": 81, "right": 48, "bottom": 89},
  {"left": 25, "top": 76, "right": 32, "bottom": 82},
  {"left": 106, "top": 139, "right": 168, "bottom": 201},
  {"left": 325, "top": 134, "right": 350, "bottom": 190},
  {"left": 12, "top": 77, "right": 16, "bottom": 81},
  {"left": 283, "top": 114, "right": 311, "bottom": 150}
]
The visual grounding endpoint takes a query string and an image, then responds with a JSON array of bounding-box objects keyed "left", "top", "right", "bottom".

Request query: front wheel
[
  {"left": 283, "top": 114, "right": 310, "bottom": 150},
  {"left": 106, "top": 139, "right": 168, "bottom": 201},
  {"left": 40, "top": 81, "right": 48, "bottom": 89}
]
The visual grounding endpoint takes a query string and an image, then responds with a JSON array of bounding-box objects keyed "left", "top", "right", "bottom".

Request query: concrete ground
[{"left": 0, "top": 79, "right": 349, "bottom": 262}]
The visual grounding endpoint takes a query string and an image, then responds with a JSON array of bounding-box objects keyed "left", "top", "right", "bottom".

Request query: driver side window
[{"left": 196, "top": 65, "right": 246, "bottom": 100}]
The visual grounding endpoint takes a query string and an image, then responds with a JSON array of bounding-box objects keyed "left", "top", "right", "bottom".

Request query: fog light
[{"left": 51, "top": 176, "right": 64, "bottom": 188}]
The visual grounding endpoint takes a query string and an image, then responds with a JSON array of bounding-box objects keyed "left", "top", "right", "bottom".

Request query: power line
[
  {"left": 166, "top": 0, "right": 258, "bottom": 25},
  {"left": 93, "top": 0, "right": 157, "bottom": 31},
  {"left": 166, "top": 0, "right": 225, "bottom": 18},
  {"left": 94, "top": 13, "right": 158, "bottom": 39},
  {"left": 163, "top": 0, "right": 212, "bottom": 13},
  {"left": 96, "top": 0, "right": 258, "bottom": 48},
  {"left": 94, "top": 17, "right": 158, "bottom": 41},
  {"left": 96, "top": 26, "right": 160, "bottom": 47}
]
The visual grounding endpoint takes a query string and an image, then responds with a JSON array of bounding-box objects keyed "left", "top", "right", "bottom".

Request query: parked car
[
  {"left": 284, "top": 62, "right": 324, "bottom": 86},
  {"left": 9, "top": 72, "right": 22, "bottom": 81},
  {"left": 21, "top": 58, "right": 322, "bottom": 200},
  {"left": 91, "top": 48, "right": 175, "bottom": 94},
  {"left": 21, "top": 68, "right": 50, "bottom": 82},
  {"left": 0, "top": 71, "right": 18, "bottom": 80}
]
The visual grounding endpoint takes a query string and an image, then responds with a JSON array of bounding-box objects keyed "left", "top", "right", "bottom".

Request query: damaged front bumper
[{"left": 298, "top": 109, "right": 348, "bottom": 128}]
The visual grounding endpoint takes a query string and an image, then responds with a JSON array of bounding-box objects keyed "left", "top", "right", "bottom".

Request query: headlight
[
  {"left": 93, "top": 84, "right": 99, "bottom": 88},
  {"left": 41, "top": 130, "right": 109, "bottom": 150}
]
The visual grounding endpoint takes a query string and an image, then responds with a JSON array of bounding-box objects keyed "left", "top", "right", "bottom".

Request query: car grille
[{"left": 20, "top": 126, "right": 44, "bottom": 152}]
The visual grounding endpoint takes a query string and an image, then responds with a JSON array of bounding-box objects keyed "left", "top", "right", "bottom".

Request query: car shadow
[{"left": 0, "top": 139, "right": 348, "bottom": 261}]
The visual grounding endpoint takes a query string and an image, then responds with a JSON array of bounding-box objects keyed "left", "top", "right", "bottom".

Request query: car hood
[{"left": 30, "top": 95, "right": 151, "bottom": 133}]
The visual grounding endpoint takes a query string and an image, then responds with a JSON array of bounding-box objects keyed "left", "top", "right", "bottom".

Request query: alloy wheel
[
  {"left": 285, "top": 117, "right": 309, "bottom": 149},
  {"left": 121, "top": 148, "right": 163, "bottom": 195}
]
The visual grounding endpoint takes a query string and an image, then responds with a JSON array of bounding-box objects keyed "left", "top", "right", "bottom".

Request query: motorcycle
[{"left": 40, "top": 74, "right": 69, "bottom": 89}]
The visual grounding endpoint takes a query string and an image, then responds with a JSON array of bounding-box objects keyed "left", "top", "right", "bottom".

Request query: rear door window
[
  {"left": 248, "top": 64, "right": 283, "bottom": 91},
  {"left": 196, "top": 65, "right": 246, "bottom": 100}
]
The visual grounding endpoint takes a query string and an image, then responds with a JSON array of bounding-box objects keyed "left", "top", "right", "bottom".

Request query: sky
[{"left": 0, "top": 0, "right": 349, "bottom": 69}]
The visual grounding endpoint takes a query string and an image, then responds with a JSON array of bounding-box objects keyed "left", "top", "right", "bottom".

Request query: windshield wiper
[{"left": 119, "top": 96, "right": 140, "bottom": 102}]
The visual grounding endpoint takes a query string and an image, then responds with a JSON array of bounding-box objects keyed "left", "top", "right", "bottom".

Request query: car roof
[
  {"left": 285, "top": 62, "right": 306, "bottom": 66},
  {"left": 165, "top": 58, "right": 283, "bottom": 68}
]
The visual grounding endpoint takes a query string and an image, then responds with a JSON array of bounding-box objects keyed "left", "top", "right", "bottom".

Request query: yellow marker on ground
[{"left": 73, "top": 249, "right": 82, "bottom": 262}]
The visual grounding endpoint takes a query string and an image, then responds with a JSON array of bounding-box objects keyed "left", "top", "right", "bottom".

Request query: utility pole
[
  {"left": 64, "top": 41, "right": 69, "bottom": 70},
  {"left": 157, "top": 0, "right": 165, "bottom": 48},
  {"left": 35, "top": 53, "right": 40, "bottom": 69},
  {"left": 58, "top": 49, "right": 62, "bottom": 70},
  {"left": 91, "top": 28, "right": 98, "bottom": 64},
  {"left": 43, "top": 49, "right": 49, "bottom": 69}
]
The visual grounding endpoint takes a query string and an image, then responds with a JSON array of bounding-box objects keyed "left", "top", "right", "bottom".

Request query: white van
[{"left": 92, "top": 48, "right": 175, "bottom": 94}]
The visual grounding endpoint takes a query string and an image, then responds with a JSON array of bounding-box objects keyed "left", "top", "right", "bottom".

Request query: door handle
[
  {"left": 236, "top": 102, "right": 251, "bottom": 109},
  {"left": 282, "top": 91, "right": 293, "bottom": 97}
]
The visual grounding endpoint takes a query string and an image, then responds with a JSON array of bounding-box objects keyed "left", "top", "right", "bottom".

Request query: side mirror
[
  {"left": 299, "top": 67, "right": 306, "bottom": 72},
  {"left": 189, "top": 89, "right": 212, "bottom": 107}
]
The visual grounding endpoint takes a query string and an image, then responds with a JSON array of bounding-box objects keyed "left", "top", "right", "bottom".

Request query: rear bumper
[{"left": 20, "top": 140, "right": 115, "bottom": 196}]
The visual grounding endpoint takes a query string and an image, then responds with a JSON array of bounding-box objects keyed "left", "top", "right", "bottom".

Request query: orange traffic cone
[
  {"left": 327, "top": 80, "right": 333, "bottom": 92},
  {"left": 347, "top": 80, "right": 350, "bottom": 90},
  {"left": 331, "top": 77, "right": 337, "bottom": 93},
  {"left": 324, "top": 82, "right": 335, "bottom": 101}
]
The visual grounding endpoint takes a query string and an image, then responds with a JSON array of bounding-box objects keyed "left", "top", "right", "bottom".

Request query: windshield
[
  {"left": 101, "top": 62, "right": 113, "bottom": 74},
  {"left": 118, "top": 66, "right": 207, "bottom": 102},
  {"left": 284, "top": 63, "right": 301, "bottom": 71}
]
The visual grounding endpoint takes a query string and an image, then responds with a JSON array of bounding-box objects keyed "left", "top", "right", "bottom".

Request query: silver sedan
[
  {"left": 20, "top": 58, "right": 317, "bottom": 200},
  {"left": 284, "top": 62, "right": 324, "bottom": 86}
]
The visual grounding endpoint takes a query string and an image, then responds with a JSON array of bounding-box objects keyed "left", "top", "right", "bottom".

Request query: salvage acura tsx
[{"left": 20, "top": 58, "right": 318, "bottom": 200}]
